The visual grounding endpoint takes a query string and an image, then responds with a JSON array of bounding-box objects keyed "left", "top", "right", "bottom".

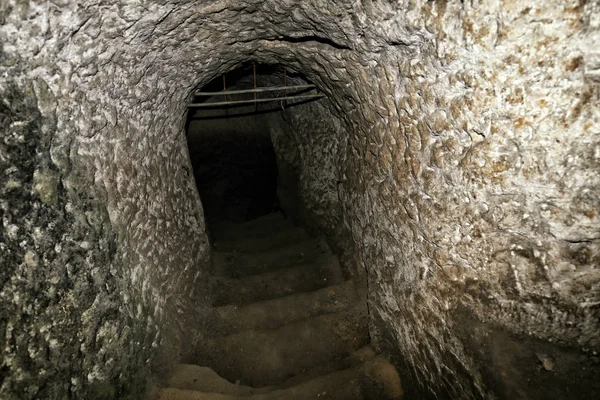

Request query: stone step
[
  {"left": 161, "top": 364, "right": 273, "bottom": 397},
  {"left": 273, "top": 346, "right": 377, "bottom": 390},
  {"left": 209, "top": 280, "right": 357, "bottom": 336},
  {"left": 208, "top": 212, "right": 294, "bottom": 242},
  {"left": 155, "top": 356, "right": 403, "bottom": 400},
  {"left": 211, "top": 237, "right": 331, "bottom": 278},
  {"left": 211, "top": 254, "right": 343, "bottom": 306},
  {"left": 211, "top": 226, "right": 310, "bottom": 254},
  {"left": 192, "top": 305, "right": 370, "bottom": 387},
  {"left": 166, "top": 347, "right": 376, "bottom": 395}
]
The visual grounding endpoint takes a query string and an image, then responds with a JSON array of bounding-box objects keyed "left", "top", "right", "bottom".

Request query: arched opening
[
  {"left": 184, "top": 62, "right": 331, "bottom": 239},
  {"left": 176, "top": 63, "right": 403, "bottom": 398},
  {"left": 184, "top": 63, "right": 317, "bottom": 232}
]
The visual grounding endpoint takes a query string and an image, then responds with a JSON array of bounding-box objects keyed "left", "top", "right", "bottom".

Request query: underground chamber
[{"left": 2, "top": 2, "right": 599, "bottom": 400}]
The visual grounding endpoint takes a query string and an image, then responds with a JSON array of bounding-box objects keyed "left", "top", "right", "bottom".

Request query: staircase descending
[{"left": 151, "top": 212, "right": 403, "bottom": 400}]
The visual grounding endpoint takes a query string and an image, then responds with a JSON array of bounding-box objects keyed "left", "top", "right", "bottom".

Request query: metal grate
[{"left": 189, "top": 64, "right": 325, "bottom": 109}]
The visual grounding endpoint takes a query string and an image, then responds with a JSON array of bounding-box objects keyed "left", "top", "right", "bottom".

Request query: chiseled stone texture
[
  {"left": 1, "top": 1, "right": 214, "bottom": 398},
  {"left": 268, "top": 88, "right": 353, "bottom": 268},
  {"left": 1, "top": 0, "right": 599, "bottom": 399}
]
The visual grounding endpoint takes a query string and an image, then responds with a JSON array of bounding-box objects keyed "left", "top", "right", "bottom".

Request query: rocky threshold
[{"left": 149, "top": 212, "right": 403, "bottom": 400}]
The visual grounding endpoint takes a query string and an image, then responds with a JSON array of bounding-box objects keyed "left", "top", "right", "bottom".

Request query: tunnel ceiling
[{"left": 1, "top": 1, "right": 599, "bottom": 399}]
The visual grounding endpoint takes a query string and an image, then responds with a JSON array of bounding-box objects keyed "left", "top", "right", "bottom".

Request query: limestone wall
[{"left": 1, "top": 1, "right": 598, "bottom": 399}]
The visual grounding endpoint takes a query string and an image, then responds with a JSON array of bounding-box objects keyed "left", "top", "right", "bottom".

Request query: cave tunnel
[
  {"left": 1, "top": 1, "right": 600, "bottom": 400},
  {"left": 185, "top": 64, "right": 290, "bottom": 230}
]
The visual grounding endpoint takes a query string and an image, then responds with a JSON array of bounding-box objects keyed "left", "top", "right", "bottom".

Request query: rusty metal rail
[
  {"left": 194, "top": 84, "right": 317, "bottom": 96},
  {"left": 190, "top": 65, "right": 325, "bottom": 109},
  {"left": 194, "top": 85, "right": 317, "bottom": 97},
  {"left": 188, "top": 93, "right": 326, "bottom": 108}
]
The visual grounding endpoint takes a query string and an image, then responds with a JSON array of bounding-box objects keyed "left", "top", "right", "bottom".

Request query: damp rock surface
[{"left": 1, "top": 1, "right": 599, "bottom": 399}]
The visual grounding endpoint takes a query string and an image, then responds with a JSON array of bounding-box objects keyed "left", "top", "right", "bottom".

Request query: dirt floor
[{"left": 454, "top": 307, "right": 600, "bottom": 400}]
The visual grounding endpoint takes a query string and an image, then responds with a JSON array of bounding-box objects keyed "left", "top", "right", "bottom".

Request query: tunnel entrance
[
  {"left": 185, "top": 108, "right": 279, "bottom": 225},
  {"left": 176, "top": 64, "right": 403, "bottom": 398},
  {"left": 185, "top": 64, "right": 279, "bottom": 228},
  {"left": 184, "top": 63, "right": 324, "bottom": 231}
]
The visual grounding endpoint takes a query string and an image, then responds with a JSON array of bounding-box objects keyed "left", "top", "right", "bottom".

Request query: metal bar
[
  {"left": 188, "top": 93, "right": 326, "bottom": 108},
  {"left": 253, "top": 63, "right": 257, "bottom": 101},
  {"left": 195, "top": 84, "right": 316, "bottom": 96},
  {"left": 222, "top": 75, "right": 228, "bottom": 116},
  {"left": 253, "top": 63, "right": 257, "bottom": 112},
  {"left": 283, "top": 70, "right": 287, "bottom": 108}
]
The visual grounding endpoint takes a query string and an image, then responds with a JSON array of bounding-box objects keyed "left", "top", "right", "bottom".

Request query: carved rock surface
[{"left": 1, "top": 1, "right": 599, "bottom": 399}]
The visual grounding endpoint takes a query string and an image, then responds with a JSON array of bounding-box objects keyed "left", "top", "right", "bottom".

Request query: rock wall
[
  {"left": 263, "top": 1, "right": 600, "bottom": 398},
  {"left": 334, "top": 2, "right": 600, "bottom": 398},
  {"left": 1, "top": 2, "right": 214, "bottom": 398},
  {"left": 2, "top": 0, "right": 599, "bottom": 399},
  {"left": 268, "top": 98, "right": 362, "bottom": 280}
]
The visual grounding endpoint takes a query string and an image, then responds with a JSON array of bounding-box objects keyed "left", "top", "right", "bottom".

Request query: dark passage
[
  {"left": 185, "top": 65, "right": 283, "bottom": 229},
  {"left": 185, "top": 120, "right": 278, "bottom": 224},
  {"left": 176, "top": 65, "right": 404, "bottom": 399}
]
